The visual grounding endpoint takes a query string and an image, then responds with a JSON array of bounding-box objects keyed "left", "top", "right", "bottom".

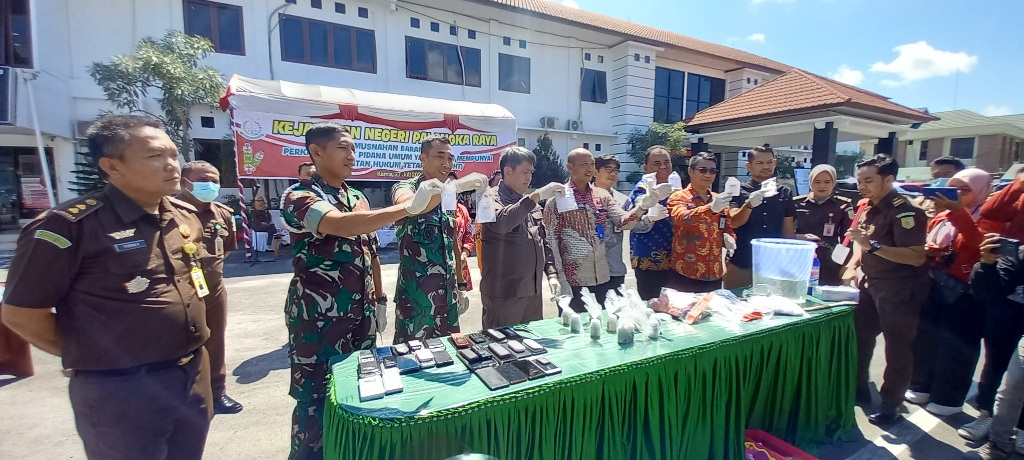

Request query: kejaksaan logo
[{"left": 238, "top": 119, "right": 264, "bottom": 140}]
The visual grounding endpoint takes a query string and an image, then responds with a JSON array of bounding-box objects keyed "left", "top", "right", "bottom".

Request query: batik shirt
[
  {"left": 666, "top": 185, "right": 735, "bottom": 281},
  {"left": 392, "top": 175, "right": 459, "bottom": 343},
  {"left": 281, "top": 175, "right": 378, "bottom": 400},
  {"left": 625, "top": 180, "right": 673, "bottom": 271}
]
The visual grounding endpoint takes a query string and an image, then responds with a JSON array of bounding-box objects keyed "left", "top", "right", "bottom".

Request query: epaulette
[
  {"left": 211, "top": 201, "right": 233, "bottom": 213},
  {"left": 892, "top": 196, "right": 907, "bottom": 207},
  {"left": 52, "top": 196, "right": 104, "bottom": 222},
  {"left": 835, "top": 195, "right": 852, "bottom": 202},
  {"left": 794, "top": 194, "right": 809, "bottom": 201},
  {"left": 167, "top": 196, "right": 199, "bottom": 212}
]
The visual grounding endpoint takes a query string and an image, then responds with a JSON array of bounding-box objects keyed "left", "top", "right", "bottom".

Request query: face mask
[{"left": 188, "top": 179, "right": 220, "bottom": 203}]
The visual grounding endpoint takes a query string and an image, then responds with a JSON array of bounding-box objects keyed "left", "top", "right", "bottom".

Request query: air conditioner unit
[
  {"left": 566, "top": 119, "right": 582, "bottom": 132},
  {"left": 539, "top": 116, "right": 558, "bottom": 129},
  {"left": 0, "top": 67, "right": 15, "bottom": 126}
]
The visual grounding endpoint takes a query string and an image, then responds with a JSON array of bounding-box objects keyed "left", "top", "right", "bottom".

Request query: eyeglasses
[
  {"left": 693, "top": 167, "right": 719, "bottom": 175},
  {"left": 600, "top": 167, "right": 619, "bottom": 173}
]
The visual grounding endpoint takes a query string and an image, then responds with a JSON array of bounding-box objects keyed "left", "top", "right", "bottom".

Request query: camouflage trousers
[{"left": 289, "top": 362, "right": 328, "bottom": 460}]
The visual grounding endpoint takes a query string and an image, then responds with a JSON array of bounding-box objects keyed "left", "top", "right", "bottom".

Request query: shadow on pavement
[
  {"left": 222, "top": 245, "right": 400, "bottom": 279},
  {"left": 233, "top": 344, "right": 289, "bottom": 384},
  {"left": 0, "top": 375, "right": 28, "bottom": 389}
]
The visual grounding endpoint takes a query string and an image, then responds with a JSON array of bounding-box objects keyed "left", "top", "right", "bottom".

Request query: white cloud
[
  {"left": 746, "top": 33, "right": 766, "bottom": 43},
  {"left": 982, "top": 105, "right": 1014, "bottom": 116},
  {"left": 869, "top": 41, "right": 978, "bottom": 86},
  {"left": 560, "top": 0, "right": 580, "bottom": 8},
  {"left": 829, "top": 65, "right": 864, "bottom": 86}
]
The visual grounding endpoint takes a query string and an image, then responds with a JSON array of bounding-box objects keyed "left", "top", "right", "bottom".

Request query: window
[
  {"left": 918, "top": 140, "right": 929, "bottom": 161},
  {"left": 519, "top": 39, "right": 527, "bottom": 49},
  {"left": 200, "top": 116, "right": 215, "bottom": 128},
  {"left": 467, "top": 30, "right": 476, "bottom": 39},
  {"left": 334, "top": 2, "right": 345, "bottom": 13},
  {"left": 597, "top": 55, "right": 604, "bottom": 63},
  {"left": 406, "top": 37, "right": 481, "bottom": 87},
  {"left": 410, "top": 17, "right": 419, "bottom": 28},
  {"left": 496, "top": 53, "right": 530, "bottom": 94},
  {"left": 580, "top": 68, "right": 607, "bottom": 103},
  {"left": 595, "top": 144, "right": 602, "bottom": 151},
  {"left": 654, "top": 67, "right": 686, "bottom": 123},
  {"left": 450, "top": 25, "right": 457, "bottom": 36},
  {"left": 685, "top": 73, "right": 725, "bottom": 118},
  {"left": 357, "top": 7, "right": 367, "bottom": 18},
  {"left": 503, "top": 36, "right": 511, "bottom": 46},
  {"left": 279, "top": 14, "right": 376, "bottom": 73},
  {"left": 950, "top": 137, "right": 976, "bottom": 160},
  {"left": 583, "top": 143, "right": 590, "bottom": 149},
  {"left": 644, "top": 56, "right": 650, "bottom": 64},
  {"left": 634, "top": 53, "right": 640, "bottom": 61},
  {"left": 430, "top": 22, "right": 439, "bottom": 32},
  {"left": 184, "top": 0, "right": 245, "bottom": 55},
  {"left": 311, "top": 0, "right": 322, "bottom": 9},
  {"left": 517, "top": 138, "right": 526, "bottom": 147},
  {"left": 584, "top": 52, "right": 591, "bottom": 61}
]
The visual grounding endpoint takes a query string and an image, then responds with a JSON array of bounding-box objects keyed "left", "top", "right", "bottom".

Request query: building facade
[{"left": 1, "top": 0, "right": 789, "bottom": 209}]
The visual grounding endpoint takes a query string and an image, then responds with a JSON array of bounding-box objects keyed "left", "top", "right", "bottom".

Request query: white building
[{"left": 0, "top": 0, "right": 790, "bottom": 210}]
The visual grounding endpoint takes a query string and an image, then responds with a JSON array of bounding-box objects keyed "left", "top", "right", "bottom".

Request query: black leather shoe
[
  {"left": 868, "top": 402, "right": 906, "bottom": 426},
  {"left": 214, "top": 395, "right": 243, "bottom": 414}
]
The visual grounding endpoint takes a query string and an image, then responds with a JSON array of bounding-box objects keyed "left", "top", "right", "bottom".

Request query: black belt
[{"left": 65, "top": 352, "right": 196, "bottom": 378}]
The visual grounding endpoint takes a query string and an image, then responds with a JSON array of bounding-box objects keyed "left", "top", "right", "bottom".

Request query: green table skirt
[{"left": 326, "top": 307, "right": 855, "bottom": 459}]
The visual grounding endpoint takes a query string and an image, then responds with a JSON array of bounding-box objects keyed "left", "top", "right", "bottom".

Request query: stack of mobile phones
[
  {"left": 472, "top": 356, "right": 562, "bottom": 391},
  {"left": 357, "top": 350, "right": 386, "bottom": 402}
]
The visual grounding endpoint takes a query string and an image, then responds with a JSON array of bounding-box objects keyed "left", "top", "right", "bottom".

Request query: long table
[{"left": 325, "top": 306, "right": 856, "bottom": 460}]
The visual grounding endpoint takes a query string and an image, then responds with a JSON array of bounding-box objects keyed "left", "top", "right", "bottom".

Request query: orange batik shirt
[{"left": 666, "top": 185, "right": 735, "bottom": 281}]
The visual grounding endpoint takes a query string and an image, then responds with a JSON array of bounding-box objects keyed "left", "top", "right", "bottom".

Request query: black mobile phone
[
  {"left": 995, "top": 238, "right": 1021, "bottom": 258},
  {"left": 472, "top": 344, "right": 493, "bottom": 361},
  {"left": 458, "top": 348, "right": 481, "bottom": 364},
  {"left": 374, "top": 347, "right": 396, "bottom": 368},
  {"left": 484, "top": 329, "right": 507, "bottom": 342},
  {"left": 532, "top": 357, "right": 562, "bottom": 376},
  {"left": 488, "top": 343, "right": 513, "bottom": 361},
  {"left": 396, "top": 355, "right": 421, "bottom": 374},
  {"left": 468, "top": 332, "right": 489, "bottom": 344},
  {"left": 358, "top": 359, "right": 379, "bottom": 378},
  {"left": 498, "top": 327, "right": 522, "bottom": 341},
  {"left": 474, "top": 366, "right": 510, "bottom": 390},
  {"left": 495, "top": 363, "right": 528, "bottom": 385},
  {"left": 433, "top": 349, "right": 454, "bottom": 367},
  {"left": 512, "top": 359, "right": 546, "bottom": 380},
  {"left": 426, "top": 338, "right": 445, "bottom": 351}
]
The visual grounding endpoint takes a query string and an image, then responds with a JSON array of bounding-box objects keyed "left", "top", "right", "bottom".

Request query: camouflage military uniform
[
  {"left": 281, "top": 175, "right": 379, "bottom": 460},
  {"left": 392, "top": 175, "right": 460, "bottom": 343}
]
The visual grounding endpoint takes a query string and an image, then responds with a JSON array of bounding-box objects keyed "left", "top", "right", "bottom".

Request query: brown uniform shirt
[
  {"left": 4, "top": 185, "right": 210, "bottom": 371},
  {"left": 479, "top": 182, "right": 557, "bottom": 299},
  {"left": 195, "top": 201, "right": 237, "bottom": 284},
  {"left": 859, "top": 189, "right": 928, "bottom": 279}
]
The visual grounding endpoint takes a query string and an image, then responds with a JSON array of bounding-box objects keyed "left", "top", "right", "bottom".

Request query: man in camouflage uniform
[
  {"left": 391, "top": 135, "right": 487, "bottom": 343},
  {"left": 280, "top": 123, "right": 443, "bottom": 460}
]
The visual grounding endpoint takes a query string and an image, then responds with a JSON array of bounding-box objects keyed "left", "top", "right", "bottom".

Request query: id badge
[
  {"left": 215, "top": 236, "right": 224, "bottom": 256},
  {"left": 596, "top": 223, "right": 605, "bottom": 239},
  {"left": 823, "top": 222, "right": 836, "bottom": 237},
  {"left": 190, "top": 266, "right": 210, "bottom": 298},
  {"left": 719, "top": 214, "right": 727, "bottom": 230}
]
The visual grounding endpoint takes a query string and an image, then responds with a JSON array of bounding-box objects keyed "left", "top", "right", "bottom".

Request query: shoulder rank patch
[
  {"left": 836, "top": 195, "right": 852, "bottom": 202},
  {"left": 53, "top": 198, "right": 103, "bottom": 222},
  {"left": 34, "top": 229, "right": 72, "bottom": 249},
  {"left": 892, "top": 196, "right": 906, "bottom": 207}
]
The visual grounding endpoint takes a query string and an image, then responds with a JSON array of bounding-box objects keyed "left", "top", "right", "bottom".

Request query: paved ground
[{"left": 0, "top": 244, "right": 1009, "bottom": 459}]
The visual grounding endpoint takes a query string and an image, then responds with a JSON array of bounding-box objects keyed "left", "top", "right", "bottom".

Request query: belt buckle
[{"left": 176, "top": 353, "right": 195, "bottom": 366}]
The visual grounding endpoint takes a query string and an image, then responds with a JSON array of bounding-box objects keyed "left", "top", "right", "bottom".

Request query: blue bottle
[{"left": 808, "top": 256, "right": 820, "bottom": 295}]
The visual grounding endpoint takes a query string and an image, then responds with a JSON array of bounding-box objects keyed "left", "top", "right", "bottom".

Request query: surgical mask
[{"left": 187, "top": 179, "right": 220, "bottom": 203}]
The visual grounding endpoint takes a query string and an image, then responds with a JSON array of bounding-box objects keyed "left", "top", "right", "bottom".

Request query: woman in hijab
[
  {"left": 793, "top": 164, "right": 856, "bottom": 285},
  {"left": 907, "top": 168, "right": 1000, "bottom": 417}
]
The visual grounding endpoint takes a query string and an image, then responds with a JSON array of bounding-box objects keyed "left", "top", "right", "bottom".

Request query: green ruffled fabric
[{"left": 326, "top": 307, "right": 855, "bottom": 460}]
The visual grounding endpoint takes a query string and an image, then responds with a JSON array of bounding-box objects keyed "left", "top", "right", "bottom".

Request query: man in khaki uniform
[
  {"left": 178, "top": 160, "right": 242, "bottom": 414},
  {"left": 1, "top": 115, "right": 214, "bottom": 459}
]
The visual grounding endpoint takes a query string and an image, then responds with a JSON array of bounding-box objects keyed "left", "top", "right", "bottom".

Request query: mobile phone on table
[
  {"left": 433, "top": 349, "right": 455, "bottom": 367},
  {"left": 358, "top": 375, "right": 386, "bottom": 401},
  {"left": 374, "top": 347, "right": 396, "bottom": 368},
  {"left": 994, "top": 238, "right": 1021, "bottom": 258},
  {"left": 474, "top": 366, "right": 510, "bottom": 390},
  {"left": 922, "top": 187, "right": 959, "bottom": 201},
  {"left": 532, "top": 357, "right": 562, "bottom": 376},
  {"left": 450, "top": 333, "right": 471, "bottom": 349},
  {"left": 512, "top": 359, "right": 546, "bottom": 380},
  {"left": 426, "top": 338, "right": 445, "bottom": 351}
]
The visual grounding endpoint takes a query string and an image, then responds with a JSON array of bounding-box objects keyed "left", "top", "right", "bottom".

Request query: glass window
[
  {"left": 335, "top": 3, "right": 345, "bottom": 14},
  {"left": 467, "top": 30, "right": 476, "bottom": 39},
  {"left": 498, "top": 53, "right": 531, "bottom": 94},
  {"left": 918, "top": 140, "right": 929, "bottom": 161},
  {"left": 950, "top": 137, "right": 976, "bottom": 160},
  {"left": 580, "top": 69, "right": 607, "bottom": 103},
  {"left": 357, "top": 7, "right": 368, "bottom": 18},
  {"left": 405, "top": 36, "right": 481, "bottom": 87},
  {"left": 654, "top": 67, "right": 688, "bottom": 123},
  {"left": 685, "top": 73, "right": 725, "bottom": 118},
  {"left": 311, "top": 0, "right": 322, "bottom": 8},
  {"left": 279, "top": 14, "right": 375, "bottom": 73},
  {"left": 410, "top": 17, "right": 419, "bottom": 28},
  {"left": 184, "top": 0, "right": 245, "bottom": 55},
  {"left": 430, "top": 22, "right": 440, "bottom": 33}
]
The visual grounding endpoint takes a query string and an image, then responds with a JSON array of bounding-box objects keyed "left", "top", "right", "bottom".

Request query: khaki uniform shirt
[
  {"left": 860, "top": 189, "right": 928, "bottom": 279},
  {"left": 479, "top": 182, "right": 557, "bottom": 299},
  {"left": 195, "top": 201, "right": 237, "bottom": 284},
  {"left": 4, "top": 185, "right": 210, "bottom": 371}
]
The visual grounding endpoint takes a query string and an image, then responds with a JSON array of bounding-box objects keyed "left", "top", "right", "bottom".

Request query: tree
[
  {"left": 88, "top": 30, "right": 225, "bottom": 162},
  {"left": 531, "top": 134, "right": 569, "bottom": 187},
  {"left": 835, "top": 150, "right": 866, "bottom": 179},
  {"left": 775, "top": 155, "right": 796, "bottom": 180},
  {"left": 68, "top": 154, "right": 105, "bottom": 196},
  {"left": 624, "top": 122, "right": 688, "bottom": 184}
]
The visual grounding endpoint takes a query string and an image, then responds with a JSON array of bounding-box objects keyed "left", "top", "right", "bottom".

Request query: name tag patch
[{"left": 115, "top": 240, "right": 147, "bottom": 252}]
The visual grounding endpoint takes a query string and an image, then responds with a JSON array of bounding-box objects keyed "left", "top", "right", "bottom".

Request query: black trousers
[
  {"left": 635, "top": 269, "right": 670, "bottom": 301},
  {"left": 910, "top": 290, "right": 985, "bottom": 407},
  {"left": 977, "top": 296, "right": 1024, "bottom": 424},
  {"left": 567, "top": 283, "right": 613, "bottom": 313},
  {"left": 69, "top": 347, "right": 213, "bottom": 460},
  {"left": 664, "top": 271, "right": 722, "bottom": 293},
  {"left": 857, "top": 276, "right": 929, "bottom": 406}
]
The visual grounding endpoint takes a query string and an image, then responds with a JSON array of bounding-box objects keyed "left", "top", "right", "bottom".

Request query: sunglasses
[{"left": 693, "top": 167, "right": 719, "bottom": 175}]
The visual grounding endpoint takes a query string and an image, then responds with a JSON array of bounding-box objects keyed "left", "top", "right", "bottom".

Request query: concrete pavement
[{"left": 0, "top": 247, "right": 1007, "bottom": 459}]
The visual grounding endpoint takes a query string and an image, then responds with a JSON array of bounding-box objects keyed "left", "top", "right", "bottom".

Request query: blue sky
[{"left": 558, "top": 0, "right": 1023, "bottom": 117}]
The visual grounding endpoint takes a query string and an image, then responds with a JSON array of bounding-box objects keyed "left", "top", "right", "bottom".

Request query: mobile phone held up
[
  {"left": 994, "top": 238, "right": 1021, "bottom": 259},
  {"left": 922, "top": 187, "right": 959, "bottom": 201}
]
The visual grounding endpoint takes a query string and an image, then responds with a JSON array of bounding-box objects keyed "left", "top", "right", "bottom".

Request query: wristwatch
[
  {"left": 867, "top": 241, "right": 882, "bottom": 254},
  {"left": 458, "top": 282, "right": 469, "bottom": 290},
  {"left": 375, "top": 295, "right": 388, "bottom": 304}
]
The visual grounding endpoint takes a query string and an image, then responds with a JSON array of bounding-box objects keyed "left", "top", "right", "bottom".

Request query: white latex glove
[
  {"left": 760, "top": 178, "right": 779, "bottom": 198},
  {"left": 637, "top": 192, "right": 660, "bottom": 210},
  {"left": 453, "top": 172, "right": 489, "bottom": 193},
  {"left": 710, "top": 192, "right": 732, "bottom": 213},
  {"left": 747, "top": 189, "right": 766, "bottom": 208},
  {"left": 724, "top": 233, "right": 737, "bottom": 258},
  {"left": 646, "top": 204, "right": 669, "bottom": 222},
  {"left": 375, "top": 302, "right": 387, "bottom": 334},
  {"left": 535, "top": 182, "right": 567, "bottom": 201},
  {"left": 405, "top": 179, "right": 445, "bottom": 214},
  {"left": 548, "top": 277, "right": 561, "bottom": 298},
  {"left": 652, "top": 183, "right": 674, "bottom": 201},
  {"left": 457, "top": 290, "right": 470, "bottom": 315}
]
